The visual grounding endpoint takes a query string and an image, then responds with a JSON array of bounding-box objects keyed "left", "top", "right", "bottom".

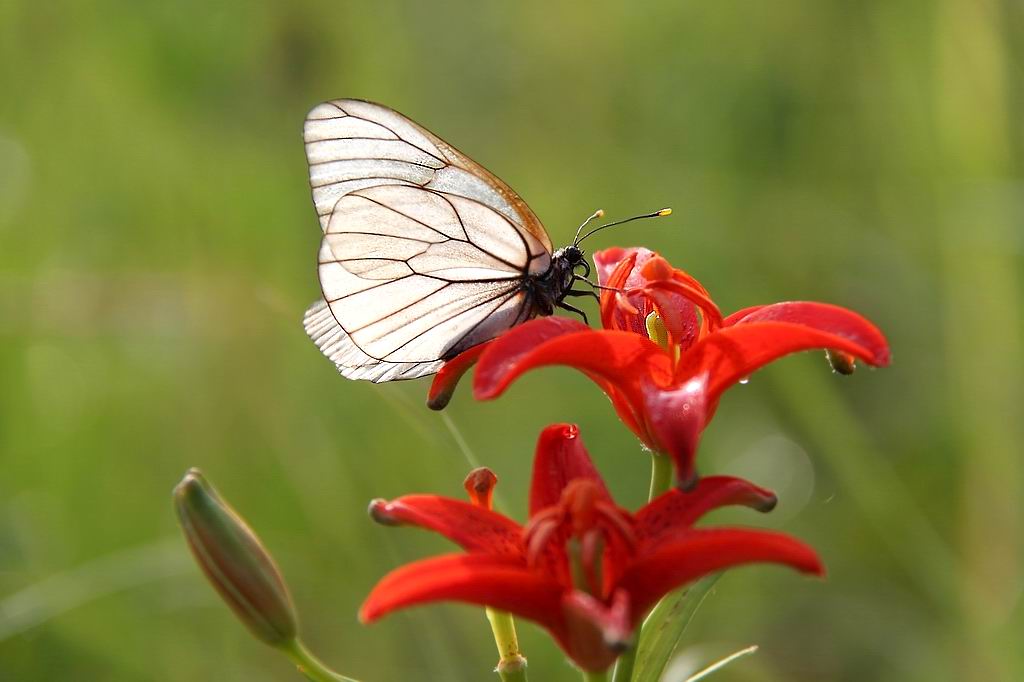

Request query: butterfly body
[
  {"left": 301, "top": 99, "right": 595, "bottom": 383},
  {"left": 526, "top": 245, "right": 589, "bottom": 317}
]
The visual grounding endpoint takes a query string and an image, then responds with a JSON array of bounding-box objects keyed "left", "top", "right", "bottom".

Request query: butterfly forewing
[
  {"left": 302, "top": 101, "right": 553, "bottom": 382},
  {"left": 304, "top": 99, "right": 551, "bottom": 251}
]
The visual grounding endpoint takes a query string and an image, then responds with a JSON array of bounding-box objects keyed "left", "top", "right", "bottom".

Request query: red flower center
[{"left": 523, "top": 479, "right": 636, "bottom": 596}]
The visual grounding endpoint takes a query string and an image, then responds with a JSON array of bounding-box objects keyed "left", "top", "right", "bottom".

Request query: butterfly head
[
  {"left": 562, "top": 244, "right": 586, "bottom": 267},
  {"left": 552, "top": 244, "right": 590, "bottom": 281}
]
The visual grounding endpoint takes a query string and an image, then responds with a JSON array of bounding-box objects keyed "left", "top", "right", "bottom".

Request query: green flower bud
[{"left": 173, "top": 468, "right": 297, "bottom": 647}]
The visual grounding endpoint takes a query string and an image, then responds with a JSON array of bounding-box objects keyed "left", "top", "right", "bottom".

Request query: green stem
[
  {"left": 612, "top": 644, "right": 636, "bottom": 682},
  {"left": 647, "top": 453, "right": 673, "bottom": 501},
  {"left": 496, "top": 656, "right": 528, "bottom": 682},
  {"left": 486, "top": 607, "right": 528, "bottom": 682},
  {"left": 283, "top": 639, "right": 361, "bottom": 682},
  {"left": 581, "top": 670, "right": 609, "bottom": 682},
  {"left": 613, "top": 453, "right": 675, "bottom": 682}
]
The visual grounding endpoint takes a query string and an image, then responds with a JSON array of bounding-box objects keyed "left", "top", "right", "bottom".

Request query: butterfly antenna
[
  {"left": 573, "top": 209, "right": 606, "bottom": 246},
  {"left": 577, "top": 208, "right": 672, "bottom": 245}
]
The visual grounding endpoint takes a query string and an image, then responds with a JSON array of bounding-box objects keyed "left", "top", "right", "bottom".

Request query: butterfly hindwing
[{"left": 306, "top": 187, "right": 549, "bottom": 382}]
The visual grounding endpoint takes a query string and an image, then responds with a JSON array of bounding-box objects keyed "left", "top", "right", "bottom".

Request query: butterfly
[{"left": 301, "top": 99, "right": 668, "bottom": 383}]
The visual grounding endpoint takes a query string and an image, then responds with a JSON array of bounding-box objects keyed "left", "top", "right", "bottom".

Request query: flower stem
[
  {"left": 614, "top": 453, "right": 675, "bottom": 682},
  {"left": 283, "top": 639, "right": 360, "bottom": 682},
  {"left": 496, "top": 655, "right": 528, "bottom": 682},
  {"left": 581, "top": 670, "right": 609, "bottom": 682},
  {"left": 486, "top": 607, "right": 528, "bottom": 682},
  {"left": 647, "top": 453, "right": 673, "bottom": 501},
  {"left": 611, "top": 647, "right": 635, "bottom": 682}
]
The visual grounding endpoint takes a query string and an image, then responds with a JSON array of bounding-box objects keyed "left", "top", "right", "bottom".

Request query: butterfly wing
[
  {"left": 306, "top": 185, "right": 549, "bottom": 382},
  {"left": 305, "top": 99, "right": 552, "bottom": 252}
]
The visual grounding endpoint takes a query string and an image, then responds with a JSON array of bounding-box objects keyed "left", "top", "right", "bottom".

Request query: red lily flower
[
  {"left": 468, "top": 247, "right": 891, "bottom": 486},
  {"left": 361, "top": 424, "right": 823, "bottom": 672}
]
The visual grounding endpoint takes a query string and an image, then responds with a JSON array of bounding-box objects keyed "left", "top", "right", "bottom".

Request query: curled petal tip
[
  {"left": 427, "top": 343, "right": 489, "bottom": 410},
  {"left": 756, "top": 493, "right": 779, "bottom": 513},
  {"left": 538, "top": 422, "right": 580, "bottom": 445},
  {"left": 606, "top": 636, "right": 633, "bottom": 654},
  {"left": 426, "top": 391, "right": 452, "bottom": 411},
  {"left": 826, "top": 349, "right": 857, "bottom": 375},
  {"left": 368, "top": 498, "right": 401, "bottom": 526},
  {"left": 676, "top": 469, "right": 699, "bottom": 492}
]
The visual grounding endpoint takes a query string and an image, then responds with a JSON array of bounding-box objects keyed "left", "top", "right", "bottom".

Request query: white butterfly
[{"left": 302, "top": 99, "right": 662, "bottom": 383}]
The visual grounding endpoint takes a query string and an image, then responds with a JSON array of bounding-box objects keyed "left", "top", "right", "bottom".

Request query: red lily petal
[
  {"left": 617, "top": 528, "right": 824, "bottom": 618},
  {"left": 368, "top": 496, "right": 524, "bottom": 557},
  {"left": 598, "top": 251, "right": 644, "bottom": 333},
  {"left": 677, "top": 319, "right": 890, "bottom": 407},
  {"left": 640, "top": 374, "right": 708, "bottom": 489},
  {"left": 529, "top": 424, "right": 610, "bottom": 517},
  {"left": 722, "top": 305, "right": 767, "bottom": 327},
  {"left": 427, "top": 342, "right": 490, "bottom": 410},
  {"left": 594, "top": 247, "right": 644, "bottom": 286},
  {"left": 635, "top": 476, "right": 777, "bottom": 550},
  {"left": 641, "top": 282, "right": 715, "bottom": 349},
  {"left": 561, "top": 589, "right": 633, "bottom": 672},
  {"left": 722, "top": 301, "right": 890, "bottom": 366},
  {"left": 360, "top": 553, "right": 564, "bottom": 631},
  {"left": 644, "top": 280, "right": 723, "bottom": 331},
  {"left": 603, "top": 383, "right": 650, "bottom": 445},
  {"left": 596, "top": 249, "right": 703, "bottom": 344},
  {"left": 475, "top": 327, "right": 673, "bottom": 402},
  {"left": 472, "top": 317, "right": 592, "bottom": 396}
]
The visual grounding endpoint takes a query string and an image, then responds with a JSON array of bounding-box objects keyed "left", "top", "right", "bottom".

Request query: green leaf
[
  {"left": 629, "top": 574, "right": 720, "bottom": 682},
  {"left": 684, "top": 645, "right": 758, "bottom": 682}
]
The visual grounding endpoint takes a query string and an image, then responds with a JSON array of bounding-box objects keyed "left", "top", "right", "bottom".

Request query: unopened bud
[
  {"left": 464, "top": 467, "right": 498, "bottom": 510},
  {"left": 826, "top": 349, "right": 857, "bottom": 375},
  {"left": 173, "top": 468, "right": 298, "bottom": 648}
]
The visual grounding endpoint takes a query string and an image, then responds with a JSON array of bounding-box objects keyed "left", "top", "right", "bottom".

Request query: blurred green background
[{"left": 1, "top": 1, "right": 1021, "bottom": 680}]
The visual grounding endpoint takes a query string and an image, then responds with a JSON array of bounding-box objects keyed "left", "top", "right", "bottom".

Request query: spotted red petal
[
  {"left": 635, "top": 477, "right": 778, "bottom": 551},
  {"left": 360, "top": 553, "right": 564, "bottom": 630},
  {"left": 722, "top": 301, "right": 890, "bottom": 366},
  {"left": 561, "top": 589, "right": 633, "bottom": 672},
  {"left": 529, "top": 424, "right": 610, "bottom": 517},
  {"left": 472, "top": 317, "right": 593, "bottom": 395},
  {"left": 618, "top": 528, "right": 825, "bottom": 617},
  {"left": 475, "top": 325, "right": 673, "bottom": 402},
  {"left": 677, "top": 319, "right": 890, "bottom": 407},
  {"left": 368, "top": 496, "right": 524, "bottom": 556},
  {"left": 596, "top": 250, "right": 653, "bottom": 334}
]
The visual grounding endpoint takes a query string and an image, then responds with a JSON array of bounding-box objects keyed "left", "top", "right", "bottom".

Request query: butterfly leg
[
  {"left": 564, "top": 288, "right": 600, "bottom": 303},
  {"left": 557, "top": 301, "right": 589, "bottom": 325}
]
